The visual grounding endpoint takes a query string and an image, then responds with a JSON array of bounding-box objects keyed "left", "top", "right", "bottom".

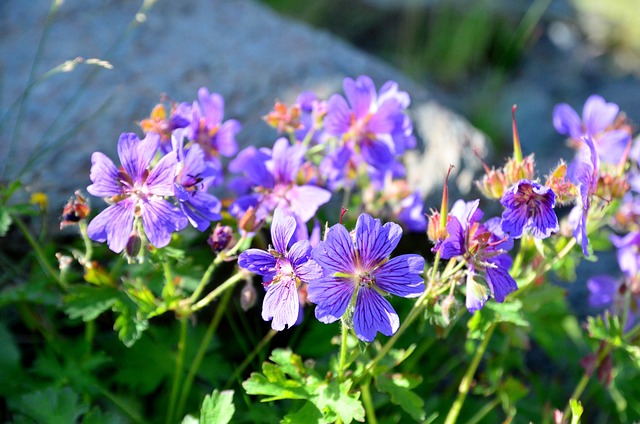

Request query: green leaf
[
  {"left": 63, "top": 285, "right": 119, "bottom": 321},
  {"left": 586, "top": 312, "right": 624, "bottom": 347},
  {"left": 312, "top": 380, "right": 365, "bottom": 424},
  {"left": 83, "top": 264, "right": 115, "bottom": 286},
  {"left": 467, "top": 299, "right": 529, "bottom": 340},
  {"left": 375, "top": 374, "right": 425, "bottom": 421},
  {"left": 10, "top": 386, "right": 88, "bottom": 424},
  {"left": 113, "top": 298, "right": 149, "bottom": 347},
  {"left": 282, "top": 401, "right": 324, "bottom": 424},
  {"left": 0, "top": 207, "right": 12, "bottom": 236},
  {"left": 570, "top": 399, "right": 583, "bottom": 424},
  {"left": 199, "top": 389, "right": 235, "bottom": 424},
  {"left": 242, "top": 372, "right": 308, "bottom": 402},
  {"left": 497, "top": 377, "right": 528, "bottom": 413},
  {"left": 269, "top": 348, "right": 306, "bottom": 381}
]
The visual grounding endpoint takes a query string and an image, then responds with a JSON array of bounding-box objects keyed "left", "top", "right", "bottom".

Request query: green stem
[
  {"left": 224, "top": 329, "right": 277, "bottom": 389},
  {"left": 338, "top": 319, "right": 349, "bottom": 381},
  {"left": 78, "top": 220, "right": 93, "bottom": 263},
  {"left": 361, "top": 377, "right": 378, "bottom": 424},
  {"left": 175, "top": 287, "right": 233, "bottom": 420},
  {"left": 189, "top": 236, "right": 246, "bottom": 304},
  {"left": 12, "top": 214, "right": 60, "bottom": 284},
  {"left": 444, "top": 323, "right": 496, "bottom": 424},
  {"left": 191, "top": 272, "right": 244, "bottom": 312},
  {"left": 464, "top": 397, "right": 501, "bottom": 424},
  {"left": 167, "top": 317, "right": 188, "bottom": 424},
  {"left": 560, "top": 343, "right": 610, "bottom": 424}
]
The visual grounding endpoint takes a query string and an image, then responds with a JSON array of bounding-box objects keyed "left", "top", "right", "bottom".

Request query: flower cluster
[{"left": 84, "top": 80, "right": 640, "bottom": 346}]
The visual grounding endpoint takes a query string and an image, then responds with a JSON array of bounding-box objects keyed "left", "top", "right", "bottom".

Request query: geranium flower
[
  {"left": 553, "top": 94, "right": 631, "bottom": 164},
  {"left": 184, "top": 87, "right": 241, "bottom": 165},
  {"left": 172, "top": 129, "right": 222, "bottom": 231},
  {"left": 324, "top": 75, "right": 407, "bottom": 170},
  {"left": 568, "top": 135, "right": 599, "bottom": 255},
  {"left": 229, "top": 138, "right": 332, "bottom": 223},
  {"left": 308, "top": 213, "right": 425, "bottom": 342},
  {"left": 500, "top": 180, "right": 559, "bottom": 239},
  {"left": 438, "top": 199, "right": 517, "bottom": 312},
  {"left": 238, "top": 208, "right": 322, "bottom": 331},
  {"left": 87, "top": 133, "right": 187, "bottom": 253}
]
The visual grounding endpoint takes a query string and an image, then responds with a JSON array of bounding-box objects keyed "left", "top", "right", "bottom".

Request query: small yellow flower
[{"left": 30, "top": 192, "right": 48, "bottom": 210}]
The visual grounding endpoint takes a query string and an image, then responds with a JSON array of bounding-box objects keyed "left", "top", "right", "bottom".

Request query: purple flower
[
  {"left": 87, "top": 133, "right": 187, "bottom": 253},
  {"left": 587, "top": 275, "right": 639, "bottom": 332},
  {"left": 172, "top": 129, "right": 222, "bottom": 231},
  {"left": 238, "top": 208, "right": 322, "bottom": 331},
  {"left": 568, "top": 135, "right": 599, "bottom": 255},
  {"left": 308, "top": 213, "right": 425, "bottom": 342},
  {"left": 438, "top": 200, "right": 517, "bottom": 312},
  {"left": 324, "top": 75, "right": 408, "bottom": 170},
  {"left": 186, "top": 87, "right": 241, "bottom": 165},
  {"left": 397, "top": 191, "right": 427, "bottom": 232},
  {"left": 553, "top": 94, "right": 631, "bottom": 164},
  {"left": 611, "top": 231, "right": 640, "bottom": 278},
  {"left": 500, "top": 180, "right": 559, "bottom": 239},
  {"left": 229, "top": 138, "right": 332, "bottom": 223}
]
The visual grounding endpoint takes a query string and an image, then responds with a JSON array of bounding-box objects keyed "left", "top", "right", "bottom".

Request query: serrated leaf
[
  {"left": 467, "top": 299, "right": 529, "bottom": 339},
  {"left": 199, "top": 389, "right": 235, "bottom": 424},
  {"left": 242, "top": 372, "right": 308, "bottom": 401},
  {"left": 10, "top": 386, "right": 88, "bottom": 424},
  {"left": 282, "top": 401, "right": 324, "bottom": 424},
  {"left": 113, "top": 298, "right": 149, "bottom": 347},
  {"left": 64, "top": 285, "right": 119, "bottom": 321},
  {"left": 269, "top": 348, "right": 306, "bottom": 381},
  {"left": 375, "top": 374, "right": 425, "bottom": 421},
  {"left": 586, "top": 313, "right": 624, "bottom": 347},
  {"left": 312, "top": 380, "right": 365, "bottom": 424}
]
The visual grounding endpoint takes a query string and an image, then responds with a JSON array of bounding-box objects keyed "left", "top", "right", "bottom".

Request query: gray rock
[{"left": 0, "top": 0, "right": 486, "bottom": 220}]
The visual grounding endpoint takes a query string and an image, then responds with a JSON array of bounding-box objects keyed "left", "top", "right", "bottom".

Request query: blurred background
[{"left": 262, "top": 0, "right": 640, "bottom": 161}]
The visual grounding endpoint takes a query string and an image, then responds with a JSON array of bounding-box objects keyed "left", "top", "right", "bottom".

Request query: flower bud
[
  {"left": 238, "top": 206, "right": 265, "bottom": 234},
  {"left": 60, "top": 190, "right": 90, "bottom": 229},
  {"left": 207, "top": 223, "right": 234, "bottom": 253},
  {"left": 240, "top": 281, "right": 257, "bottom": 311},
  {"left": 441, "top": 295, "right": 459, "bottom": 326},
  {"left": 264, "top": 101, "right": 302, "bottom": 134},
  {"left": 126, "top": 233, "right": 142, "bottom": 258},
  {"left": 545, "top": 162, "right": 576, "bottom": 205}
]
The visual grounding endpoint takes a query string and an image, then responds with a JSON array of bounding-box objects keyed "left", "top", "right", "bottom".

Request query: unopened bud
[
  {"left": 441, "top": 295, "right": 459, "bottom": 326},
  {"left": 545, "top": 162, "right": 576, "bottom": 205},
  {"left": 240, "top": 281, "right": 257, "bottom": 311},
  {"left": 427, "top": 210, "right": 447, "bottom": 244},
  {"left": 60, "top": 190, "right": 90, "bottom": 229},
  {"left": 596, "top": 173, "right": 630, "bottom": 200},
  {"left": 56, "top": 253, "right": 73, "bottom": 271},
  {"left": 238, "top": 206, "right": 264, "bottom": 234},
  {"left": 126, "top": 233, "right": 142, "bottom": 258},
  {"left": 208, "top": 224, "right": 234, "bottom": 253}
]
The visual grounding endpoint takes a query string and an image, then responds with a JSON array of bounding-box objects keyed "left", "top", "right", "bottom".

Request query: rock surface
[{"left": 0, "top": 0, "right": 486, "bottom": 215}]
